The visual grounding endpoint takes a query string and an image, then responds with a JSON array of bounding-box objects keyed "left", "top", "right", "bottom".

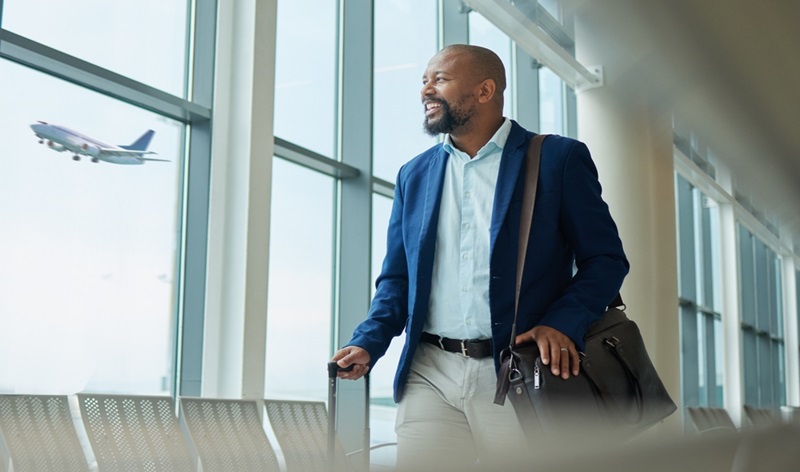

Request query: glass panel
[
  {"left": 772, "top": 255, "right": 783, "bottom": 337},
  {"left": 539, "top": 67, "right": 564, "bottom": 135},
  {"left": 676, "top": 175, "right": 696, "bottom": 301},
  {"left": 775, "top": 342, "right": 786, "bottom": 407},
  {"left": 708, "top": 200, "right": 723, "bottom": 312},
  {"left": 696, "top": 315, "right": 707, "bottom": 406},
  {"left": 0, "top": 59, "right": 183, "bottom": 394},
  {"left": 713, "top": 317, "right": 724, "bottom": 406},
  {"left": 539, "top": 0, "right": 562, "bottom": 21},
  {"left": 372, "top": 0, "right": 437, "bottom": 182},
  {"left": 757, "top": 335, "right": 773, "bottom": 408},
  {"left": 741, "top": 329, "right": 758, "bottom": 406},
  {"left": 265, "top": 158, "right": 334, "bottom": 400},
  {"left": 755, "top": 241, "right": 770, "bottom": 332},
  {"left": 369, "top": 194, "right": 404, "bottom": 451},
  {"left": 3, "top": 0, "right": 189, "bottom": 96},
  {"left": 738, "top": 225, "right": 756, "bottom": 325},
  {"left": 701, "top": 195, "right": 715, "bottom": 308},
  {"left": 680, "top": 306, "right": 699, "bottom": 407},
  {"left": 273, "top": 0, "right": 337, "bottom": 157},
  {"left": 468, "top": 12, "right": 514, "bottom": 118}
]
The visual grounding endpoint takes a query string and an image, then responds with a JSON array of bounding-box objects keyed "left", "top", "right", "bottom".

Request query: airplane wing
[{"left": 140, "top": 157, "right": 171, "bottom": 162}]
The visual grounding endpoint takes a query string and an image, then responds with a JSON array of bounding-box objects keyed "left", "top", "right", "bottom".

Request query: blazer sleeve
[
  {"left": 345, "top": 172, "right": 410, "bottom": 367},
  {"left": 537, "top": 141, "right": 630, "bottom": 350}
]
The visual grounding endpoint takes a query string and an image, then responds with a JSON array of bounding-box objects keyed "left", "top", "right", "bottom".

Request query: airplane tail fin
[{"left": 120, "top": 130, "right": 155, "bottom": 151}]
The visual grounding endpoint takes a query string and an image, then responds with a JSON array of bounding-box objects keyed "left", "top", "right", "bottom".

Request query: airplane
[{"left": 29, "top": 121, "right": 169, "bottom": 165}]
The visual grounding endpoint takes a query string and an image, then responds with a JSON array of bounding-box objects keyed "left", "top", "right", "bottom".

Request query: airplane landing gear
[
  {"left": 91, "top": 157, "right": 99, "bottom": 163},
  {"left": 72, "top": 155, "right": 80, "bottom": 161}
]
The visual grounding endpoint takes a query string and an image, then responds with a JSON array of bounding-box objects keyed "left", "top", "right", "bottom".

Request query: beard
[{"left": 423, "top": 96, "right": 474, "bottom": 136}]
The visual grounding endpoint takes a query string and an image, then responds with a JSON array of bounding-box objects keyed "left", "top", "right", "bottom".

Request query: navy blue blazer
[{"left": 348, "top": 121, "right": 629, "bottom": 402}]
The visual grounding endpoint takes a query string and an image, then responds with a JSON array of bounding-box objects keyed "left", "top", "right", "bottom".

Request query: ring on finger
[{"left": 559, "top": 347, "right": 568, "bottom": 352}]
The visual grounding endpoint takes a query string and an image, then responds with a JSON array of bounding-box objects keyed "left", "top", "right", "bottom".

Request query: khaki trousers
[{"left": 395, "top": 342, "right": 530, "bottom": 471}]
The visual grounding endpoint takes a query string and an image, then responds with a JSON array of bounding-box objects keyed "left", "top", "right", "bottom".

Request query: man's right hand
[{"left": 330, "top": 346, "right": 371, "bottom": 380}]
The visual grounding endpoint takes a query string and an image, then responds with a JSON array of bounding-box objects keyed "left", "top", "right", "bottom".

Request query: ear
[{"left": 476, "top": 79, "right": 497, "bottom": 104}]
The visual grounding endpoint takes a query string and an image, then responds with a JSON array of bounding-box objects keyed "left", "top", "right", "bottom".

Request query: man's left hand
[{"left": 515, "top": 326, "right": 580, "bottom": 379}]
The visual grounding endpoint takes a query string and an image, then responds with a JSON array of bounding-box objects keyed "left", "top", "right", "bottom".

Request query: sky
[{"left": 0, "top": 0, "right": 186, "bottom": 394}]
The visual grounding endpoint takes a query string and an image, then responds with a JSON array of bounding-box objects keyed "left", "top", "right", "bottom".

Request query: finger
[
  {"left": 537, "top": 337, "right": 551, "bottom": 365},
  {"left": 514, "top": 329, "right": 536, "bottom": 346},
  {"left": 338, "top": 348, "right": 363, "bottom": 368},
  {"left": 570, "top": 347, "right": 581, "bottom": 376},
  {"left": 549, "top": 342, "right": 561, "bottom": 376},
  {"left": 331, "top": 347, "right": 351, "bottom": 363},
  {"left": 559, "top": 346, "right": 570, "bottom": 379},
  {"left": 338, "top": 364, "right": 369, "bottom": 380}
]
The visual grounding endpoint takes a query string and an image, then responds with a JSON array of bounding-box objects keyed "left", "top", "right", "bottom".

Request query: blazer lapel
[{"left": 489, "top": 122, "right": 529, "bottom": 255}]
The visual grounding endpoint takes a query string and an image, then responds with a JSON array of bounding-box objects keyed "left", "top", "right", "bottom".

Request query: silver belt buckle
[{"left": 461, "top": 340, "right": 469, "bottom": 357}]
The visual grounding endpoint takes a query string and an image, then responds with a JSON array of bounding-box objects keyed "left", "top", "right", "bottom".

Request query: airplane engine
[
  {"left": 81, "top": 143, "right": 101, "bottom": 157},
  {"left": 47, "top": 141, "right": 67, "bottom": 152}
]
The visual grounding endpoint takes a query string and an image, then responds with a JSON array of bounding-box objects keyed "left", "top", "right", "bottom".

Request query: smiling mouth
[{"left": 425, "top": 101, "right": 443, "bottom": 117}]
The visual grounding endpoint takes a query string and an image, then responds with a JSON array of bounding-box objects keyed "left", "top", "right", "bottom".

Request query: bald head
[{"left": 436, "top": 44, "right": 507, "bottom": 104}]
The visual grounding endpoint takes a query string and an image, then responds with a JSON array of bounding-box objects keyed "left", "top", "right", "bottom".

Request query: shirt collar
[{"left": 442, "top": 118, "right": 512, "bottom": 160}]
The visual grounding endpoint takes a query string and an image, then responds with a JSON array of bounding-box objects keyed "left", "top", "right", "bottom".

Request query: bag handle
[
  {"left": 494, "top": 134, "right": 546, "bottom": 407},
  {"left": 509, "top": 134, "right": 547, "bottom": 350}
]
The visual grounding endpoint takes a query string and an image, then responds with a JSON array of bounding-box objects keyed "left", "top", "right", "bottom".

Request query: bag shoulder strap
[{"left": 510, "top": 134, "right": 547, "bottom": 349}]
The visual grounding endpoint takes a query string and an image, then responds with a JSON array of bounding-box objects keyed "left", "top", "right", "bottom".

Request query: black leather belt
[{"left": 421, "top": 332, "right": 493, "bottom": 358}]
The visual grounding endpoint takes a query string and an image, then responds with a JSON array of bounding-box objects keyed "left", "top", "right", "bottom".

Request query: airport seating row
[
  {"left": 0, "top": 394, "right": 383, "bottom": 472},
  {"left": 686, "top": 404, "right": 800, "bottom": 434}
]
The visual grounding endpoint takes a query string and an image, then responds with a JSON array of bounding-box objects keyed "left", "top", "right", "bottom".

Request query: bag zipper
[{"left": 534, "top": 365, "right": 540, "bottom": 389}]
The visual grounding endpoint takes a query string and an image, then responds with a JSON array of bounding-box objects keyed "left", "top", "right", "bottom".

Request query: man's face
[{"left": 421, "top": 51, "right": 478, "bottom": 136}]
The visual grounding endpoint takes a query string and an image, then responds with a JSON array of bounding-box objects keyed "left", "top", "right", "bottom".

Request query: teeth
[{"left": 426, "top": 103, "right": 441, "bottom": 110}]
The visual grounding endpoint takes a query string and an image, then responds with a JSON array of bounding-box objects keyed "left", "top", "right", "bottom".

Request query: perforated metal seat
[
  {"left": 686, "top": 406, "right": 736, "bottom": 434},
  {"left": 77, "top": 394, "right": 194, "bottom": 472},
  {"left": 264, "top": 400, "right": 350, "bottom": 472},
  {"left": 179, "top": 397, "right": 280, "bottom": 472},
  {"left": 743, "top": 404, "right": 779, "bottom": 428},
  {"left": 0, "top": 394, "right": 89, "bottom": 472}
]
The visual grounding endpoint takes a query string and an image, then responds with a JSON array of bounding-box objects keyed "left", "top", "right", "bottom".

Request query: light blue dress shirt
[{"left": 424, "top": 118, "right": 512, "bottom": 340}]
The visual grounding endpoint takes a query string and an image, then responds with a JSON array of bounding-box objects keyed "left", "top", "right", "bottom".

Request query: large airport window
[
  {"left": 264, "top": 157, "right": 335, "bottom": 401},
  {"left": 539, "top": 67, "right": 565, "bottom": 135},
  {"left": 738, "top": 224, "right": 785, "bottom": 408},
  {"left": 0, "top": 59, "right": 184, "bottom": 394},
  {"left": 372, "top": 0, "right": 438, "bottom": 183},
  {"left": 2, "top": 0, "right": 190, "bottom": 97},
  {"left": 273, "top": 0, "right": 337, "bottom": 159},
  {"left": 675, "top": 174, "right": 724, "bottom": 409},
  {"left": 469, "top": 11, "right": 514, "bottom": 119}
]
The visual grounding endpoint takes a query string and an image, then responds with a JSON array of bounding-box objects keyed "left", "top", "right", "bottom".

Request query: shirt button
[
  {"left": 462, "top": 253, "right": 469, "bottom": 260},
  {"left": 462, "top": 286, "right": 468, "bottom": 292},
  {"left": 466, "top": 320, "right": 472, "bottom": 325},
  {"left": 464, "top": 223, "right": 471, "bottom": 229},
  {"left": 464, "top": 192, "right": 471, "bottom": 198}
]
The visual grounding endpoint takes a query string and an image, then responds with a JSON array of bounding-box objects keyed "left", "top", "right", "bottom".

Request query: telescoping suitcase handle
[{"left": 327, "top": 362, "right": 370, "bottom": 472}]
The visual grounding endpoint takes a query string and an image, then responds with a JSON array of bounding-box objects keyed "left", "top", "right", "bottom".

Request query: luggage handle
[{"left": 326, "top": 361, "right": 370, "bottom": 472}]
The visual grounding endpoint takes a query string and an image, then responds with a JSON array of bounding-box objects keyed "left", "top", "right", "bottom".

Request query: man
[{"left": 331, "top": 44, "right": 629, "bottom": 469}]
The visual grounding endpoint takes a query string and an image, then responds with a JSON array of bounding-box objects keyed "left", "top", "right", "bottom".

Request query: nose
[{"left": 421, "top": 81, "right": 435, "bottom": 99}]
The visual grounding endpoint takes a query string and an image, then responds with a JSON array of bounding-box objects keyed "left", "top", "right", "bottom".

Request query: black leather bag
[
  {"left": 493, "top": 134, "right": 676, "bottom": 442},
  {"left": 494, "top": 297, "right": 677, "bottom": 441}
]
